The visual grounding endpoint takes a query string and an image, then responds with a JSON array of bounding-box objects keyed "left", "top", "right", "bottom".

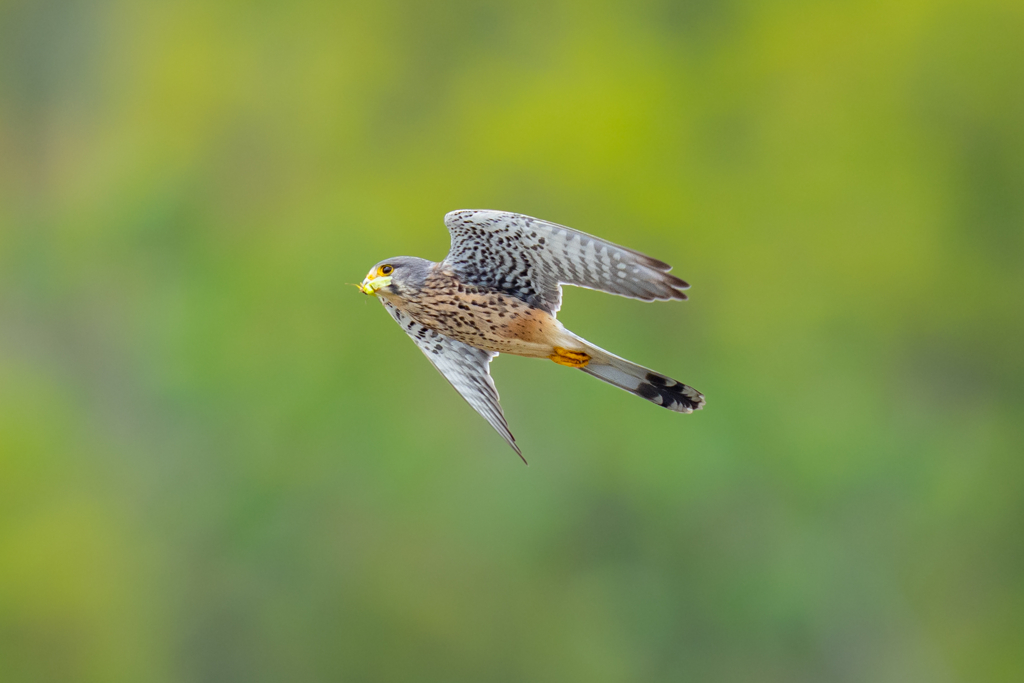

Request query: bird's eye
[{"left": 380, "top": 265, "right": 394, "bottom": 275}]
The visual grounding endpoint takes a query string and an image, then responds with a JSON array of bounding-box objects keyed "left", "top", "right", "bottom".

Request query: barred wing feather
[
  {"left": 381, "top": 300, "right": 522, "bottom": 461},
  {"left": 442, "top": 210, "right": 690, "bottom": 315}
]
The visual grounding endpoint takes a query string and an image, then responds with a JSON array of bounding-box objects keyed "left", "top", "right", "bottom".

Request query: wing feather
[
  {"left": 381, "top": 301, "right": 522, "bottom": 461},
  {"left": 442, "top": 210, "right": 690, "bottom": 315}
]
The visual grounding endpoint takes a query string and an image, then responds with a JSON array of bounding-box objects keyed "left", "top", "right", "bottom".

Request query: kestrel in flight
[{"left": 359, "top": 210, "right": 705, "bottom": 462}]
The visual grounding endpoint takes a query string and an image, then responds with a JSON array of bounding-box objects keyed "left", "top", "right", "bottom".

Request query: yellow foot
[{"left": 550, "top": 347, "right": 591, "bottom": 368}]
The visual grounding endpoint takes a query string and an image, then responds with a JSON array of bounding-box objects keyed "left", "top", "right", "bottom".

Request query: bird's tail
[{"left": 568, "top": 336, "right": 705, "bottom": 413}]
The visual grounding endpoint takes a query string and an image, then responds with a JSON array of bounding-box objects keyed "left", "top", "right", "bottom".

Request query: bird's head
[{"left": 359, "top": 256, "right": 431, "bottom": 298}]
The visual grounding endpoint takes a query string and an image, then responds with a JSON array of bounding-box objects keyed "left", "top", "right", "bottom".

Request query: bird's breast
[{"left": 393, "top": 274, "right": 561, "bottom": 357}]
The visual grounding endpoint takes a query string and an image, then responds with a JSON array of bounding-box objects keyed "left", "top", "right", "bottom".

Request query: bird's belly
[{"left": 407, "top": 292, "right": 564, "bottom": 358}]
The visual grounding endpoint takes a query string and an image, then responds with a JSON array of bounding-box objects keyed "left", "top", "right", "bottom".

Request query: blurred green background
[{"left": 1, "top": 0, "right": 1022, "bottom": 681}]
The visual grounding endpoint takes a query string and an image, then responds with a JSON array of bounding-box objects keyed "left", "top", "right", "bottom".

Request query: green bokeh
[{"left": 1, "top": 0, "right": 1022, "bottom": 681}]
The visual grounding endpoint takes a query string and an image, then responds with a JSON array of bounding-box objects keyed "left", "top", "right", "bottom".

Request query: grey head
[{"left": 358, "top": 255, "right": 433, "bottom": 299}]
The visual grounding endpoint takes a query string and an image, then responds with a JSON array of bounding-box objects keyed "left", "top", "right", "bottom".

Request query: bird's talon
[{"left": 550, "top": 347, "right": 590, "bottom": 368}]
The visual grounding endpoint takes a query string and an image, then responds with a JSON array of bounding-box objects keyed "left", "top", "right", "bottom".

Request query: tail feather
[{"left": 576, "top": 341, "right": 705, "bottom": 413}]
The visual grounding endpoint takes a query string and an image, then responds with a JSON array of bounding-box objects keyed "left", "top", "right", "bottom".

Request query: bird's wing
[
  {"left": 381, "top": 300, "right": 522, "bottom": 461},
  {"left": 441, "top": 210, "right": 690, "bottom": 315}
]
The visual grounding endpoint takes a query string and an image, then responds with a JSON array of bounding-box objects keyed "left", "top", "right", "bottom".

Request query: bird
[{"left": 358, "top": 210, "right": 705, "bottom": 462}]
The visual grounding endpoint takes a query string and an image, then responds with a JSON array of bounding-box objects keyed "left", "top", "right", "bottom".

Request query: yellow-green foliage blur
[{"left": 1, "top": 1, "right": 1022, "bottom": 681}]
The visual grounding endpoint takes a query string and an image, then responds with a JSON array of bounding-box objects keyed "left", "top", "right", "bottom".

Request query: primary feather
[{"left": 442, "top": 210, "right": 690, "bottom": 315}]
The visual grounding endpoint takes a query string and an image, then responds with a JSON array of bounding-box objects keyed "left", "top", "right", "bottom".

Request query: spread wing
[
  {"left": 442, "top": 210, "right": 690, "bottom": 315},
  {"left": 381, "top": 301, "right": 523, "bottom": 462}
]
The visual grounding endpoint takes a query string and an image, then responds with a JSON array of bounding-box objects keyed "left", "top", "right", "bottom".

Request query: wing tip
[
  {"left": 508, "top": 437, "right": 527, "bottom": 464},
  {"left": 644, "top": 256, "right": 674, "bottom": 271},
  {"left": 664, "top": 274, "right": 691, "bottom": 300},
  {"left": 641, "top": 282, "right": 690, "bottom": 302},
  {"left": 667, "top": 274, "right": 690, "bottom": 289}
]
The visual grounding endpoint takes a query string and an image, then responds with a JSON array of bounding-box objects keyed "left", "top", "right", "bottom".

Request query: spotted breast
[{"left": 389, "top": 267, "right": 566, "bottom": 358}]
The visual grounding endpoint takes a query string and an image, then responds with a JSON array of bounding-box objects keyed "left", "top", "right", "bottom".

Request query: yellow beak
[{"left": 359, "top": 274, "right": 392, "bottom": 295}]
